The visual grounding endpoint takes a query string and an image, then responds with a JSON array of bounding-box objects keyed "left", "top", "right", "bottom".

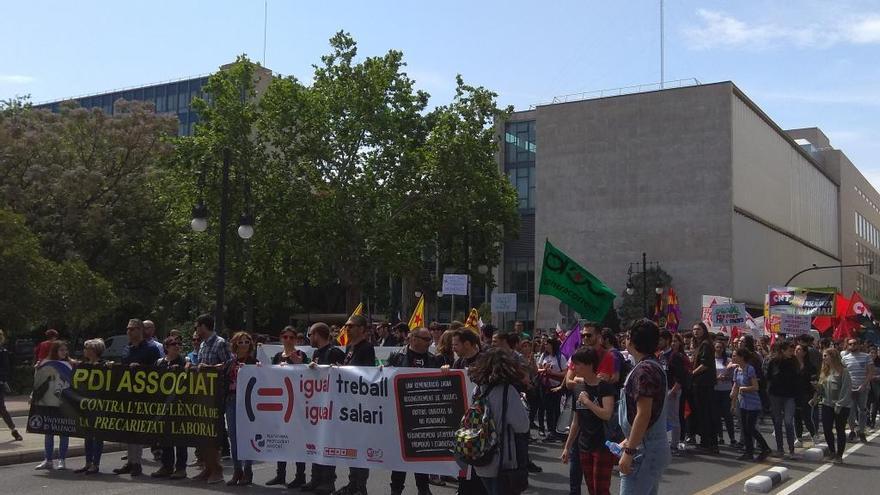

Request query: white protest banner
[
  {"left": 442, "top": 274, "right": 469, "bottom": 296},
  {"left": 491, "top": 293, "right": 517, "bottom": 313},
  {"left": 711, "top": 303, "right": 749, "bottom": 328},
  {"left": 257, "top": 345, "right": 403, "bottom": 366},
  {"left": 702, "top": 295, "right": 732, "bottom": 332},
  {"left": 236, "top": 365, "right": 470, "bottom": 476},
  {"left": 779, "top": 314, "right": 812, "bottom": 336}
]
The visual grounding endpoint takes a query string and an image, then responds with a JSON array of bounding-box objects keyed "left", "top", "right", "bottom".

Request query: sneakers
[
  {"left": 151, "top": 466, "right": 174, "bottom": 478},
  {"left": 35, "top": 460, "right": 53, "bottom": 470},
  {"left": 170, "top": 468, "right": 187, "bottom": 479},
  {"left": 85, "top": 465, "right": 99, "bottom": 475},
  {"left": 55, "top": 459, "right": 66, "bottom": 470}
]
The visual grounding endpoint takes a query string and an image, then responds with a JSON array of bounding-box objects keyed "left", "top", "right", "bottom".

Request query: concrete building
[{"left": 497, "top": 81, "right": 879, "bottom": 330}]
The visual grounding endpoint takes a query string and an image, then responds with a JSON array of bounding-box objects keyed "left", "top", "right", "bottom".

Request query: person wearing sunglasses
[
  {"left": 224, "top": 331, "right": 257, "bottom": 486},
  {"left": 333, "top": 315, "right": 376, "bottom": 495},
  {"left": 386, "top": 327, "right": 438, "bottom": 495},
  {"left": 266, "top": 326, "right": 311, "bottom": 489},
  {"left": 151, "top": 337, "right": 188, "bottom": 480}
]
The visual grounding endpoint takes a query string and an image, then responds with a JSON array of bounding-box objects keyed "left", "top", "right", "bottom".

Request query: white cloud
[
  {"left": 684, "top": 10, "right": 880, "bottom": 50},
  {"left": 0, "top": 74, "right": 34, "bottom": 84}
]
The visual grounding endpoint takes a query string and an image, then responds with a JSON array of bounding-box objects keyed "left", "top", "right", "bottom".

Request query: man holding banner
[
  {"left": 387, "top": 327, "right": 438, "bottom": 495},
  {"left": 333, "top": 314, "right": 377, "bottom": 495},
  {"left": 192, "top": 314, "right": 231, "bottom": 485}
]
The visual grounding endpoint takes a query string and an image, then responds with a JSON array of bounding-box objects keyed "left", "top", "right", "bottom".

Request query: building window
[
  {"left": 504, "top": 120, "right": 536, "bottom": 212},
  {"left": 504, "top": 257, "right": 535, "bottom": 330},
  {"left": 508, "top": 166, "right": 535, "bottom": 210}
]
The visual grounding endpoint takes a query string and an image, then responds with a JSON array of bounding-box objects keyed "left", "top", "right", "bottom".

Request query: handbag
[{"left": 496, "top": 384, "right": 529, "bottom": 494}]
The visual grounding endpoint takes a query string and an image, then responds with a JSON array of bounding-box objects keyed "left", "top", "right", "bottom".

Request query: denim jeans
[
  {"left": 769, "top": 395, "right": 796, "bottom": 453},
  {"left": 84, "top": 437, "right": 104, "bottom": 466},
  {"left": 44, "top": 435, "right": 69, "bottom": 460},
  {"left": 666, "top": 389, "right": 681, "bottom": 448},
  {"left": 849, "top": 387, "right": 869, "bottom": 434},
  {"left": 226, "top": 398, "right": 252, "bottom": 472}
]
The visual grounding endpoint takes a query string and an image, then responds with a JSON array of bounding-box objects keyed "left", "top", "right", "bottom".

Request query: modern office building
[
  {"left": 497, "top": 81, "right": 880, "bottom": 330},
  {"left": 35, "top": 63, "right": 273, "bottom": 136}
]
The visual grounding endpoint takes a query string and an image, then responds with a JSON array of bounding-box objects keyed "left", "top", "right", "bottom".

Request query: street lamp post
[
  {"left": 625, "top": 252, "right": 663, "bottom": 318},
  {"left": 190, "top": 149, "right": 255, "bottom": 334}
]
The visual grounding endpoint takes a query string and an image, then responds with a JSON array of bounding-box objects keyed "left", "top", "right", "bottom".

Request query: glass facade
[
  {"left": 504, "top": 120, "right": 536, "bottom": 211},
  {"left": 36, "top": 76, "right": 210, "bottom": 136},
  {"left": 504, "top": 257, "right": 535, "bottom": 328}
]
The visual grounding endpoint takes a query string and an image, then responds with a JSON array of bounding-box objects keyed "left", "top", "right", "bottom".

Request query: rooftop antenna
[
  {"left": 263, "top": 0, "right": 268, "bottom": 66},
  {"left": 660, "top": 0, "right": 665, "bottom": 89}
]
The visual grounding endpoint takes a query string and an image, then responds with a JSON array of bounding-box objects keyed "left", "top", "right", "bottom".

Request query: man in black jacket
[
  {"left": 332, "top": 315, "right": 376, "bottom": 495},
  {"left": 387, "top": 327, "right": 438, "bottom": 495}
]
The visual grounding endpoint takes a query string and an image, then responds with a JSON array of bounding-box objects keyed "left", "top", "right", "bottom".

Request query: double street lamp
[
  {"left": 625, "top": 252, "right": 664, "bottom": 318},
  {"left": 190, "top": 149, "right": 255, "bottom": 333}
]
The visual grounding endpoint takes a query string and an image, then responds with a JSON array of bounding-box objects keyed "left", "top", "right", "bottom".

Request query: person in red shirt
[{"left": 33, "top": 329, "right": 58, "bottom": 366}]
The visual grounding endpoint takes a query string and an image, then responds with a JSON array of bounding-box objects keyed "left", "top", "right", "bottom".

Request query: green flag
[{"left": 539, "top": 240, "right": 616, "bottom": 321}]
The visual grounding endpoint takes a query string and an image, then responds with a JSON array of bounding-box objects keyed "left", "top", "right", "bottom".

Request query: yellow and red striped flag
[{"left": 464, "top": 308, "right": 480, "bottom": 329}]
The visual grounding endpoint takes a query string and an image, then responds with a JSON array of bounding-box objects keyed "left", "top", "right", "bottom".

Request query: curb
[
  {"left": 744, "top": 466, "right": 790, "bottom": 493},
  {"left": 803, "top": 444, "right": 830, "bottom": 462},
  {"left": 0, "top": 443, "right": 126, "bottom": 467}
]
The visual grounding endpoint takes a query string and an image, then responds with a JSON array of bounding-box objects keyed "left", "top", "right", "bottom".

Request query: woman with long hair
[
  {"left": 435, "top": 329, "right": 456, "bottom": 368},
  {"left": 713, "top": 340, "right": 737, "bottom": 446},
  {"left": 75, "top": 339, "right": 106, "bottom": 474},
  {"left": 225, "top": 331, "right": 257, "bottom": 485},
  {"left": 34, "top": 340, "right": 72, "bottom": 470},
  {"left": 469, "top": 348, "right": 530, "bottom": 495},
  {"left": 731, "top": 348, "right": 771, "bottom": 462},
  {"left": 817, "top": 348, "right": 853, "bottom": 463},
  {"left": 0, "top": 329, "right": 23, "bottom": 442},
  {"left": 766, "top": 340, "right": 799, "bottom": 458},
  {"left": 794, "top": 343, "right": 819, "bottom": 445},
  {"left": 538, "top": 337, "right": 566, "bottom": 441},
  {"left": 689, "top": 322, "right": 718, "bottom": 453}
]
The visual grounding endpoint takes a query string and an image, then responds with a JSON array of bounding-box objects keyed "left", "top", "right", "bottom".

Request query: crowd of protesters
[{"left": 16, "top": 311, "right": 880, "bottom": 495}]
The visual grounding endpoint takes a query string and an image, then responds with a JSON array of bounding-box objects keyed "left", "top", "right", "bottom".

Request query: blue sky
[{"left": 3, "top": 0, "right": 879, "bottom": 186}]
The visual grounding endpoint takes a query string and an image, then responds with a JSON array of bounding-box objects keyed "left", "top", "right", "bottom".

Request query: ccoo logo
[
  {"left": 245, "top": 376, "right": 295, "bottom": 423},
  {"left": 250, "top": 434, "right": 265, "bottom": 453}
]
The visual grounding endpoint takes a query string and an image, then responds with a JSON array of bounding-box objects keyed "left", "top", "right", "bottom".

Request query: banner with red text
[{"left": 236, "top": 365, "right": 470, "bottom": 475}]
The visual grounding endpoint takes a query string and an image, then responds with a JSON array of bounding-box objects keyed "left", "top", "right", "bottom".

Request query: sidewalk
[{"left": 1, "top": 396, "right": 124, "bottom": 467}]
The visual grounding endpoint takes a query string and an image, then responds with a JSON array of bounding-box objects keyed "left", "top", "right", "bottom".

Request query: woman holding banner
[
  {"left": 75, "top": 339, "right": 106, "bottom": 475},
  {"left": 265, "top": 326, "right": 310, "bottom": 489},
  {"left": 33, "top": 341, "right": 72, "bottom": 470},
  {"left": 225, "top": 332, "right": 257, "bottom": 486}
]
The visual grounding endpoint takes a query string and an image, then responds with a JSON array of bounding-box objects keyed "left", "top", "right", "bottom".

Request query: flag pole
[{"left": 534, "top": 293, "right": 541, "bottom": 333}]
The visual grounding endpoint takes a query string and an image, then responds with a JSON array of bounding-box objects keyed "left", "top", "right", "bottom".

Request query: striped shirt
[{"left": 842, "top": 351, "right": 871, "bottom": 389}]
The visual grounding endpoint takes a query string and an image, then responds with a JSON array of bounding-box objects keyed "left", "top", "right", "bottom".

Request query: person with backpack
[
  {"left": 464, "top": 348, "right": 530, "bottom": 495},
  {"left": 561, "top": 347, "right": 616, "bottom": 495},
  {"left": 618, "top": 319, "right": 669, "bottom": 495},
  {"left": 387, "top": 327, "right": 438, "bottom": 495}
]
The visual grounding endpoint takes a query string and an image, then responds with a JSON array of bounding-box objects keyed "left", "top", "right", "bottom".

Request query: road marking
[
  {"left": 775, "top": 430, "right": 880, "bottom": 495},
  {"left": 692, "top": 461, "right": 770, "bottom": 495}
]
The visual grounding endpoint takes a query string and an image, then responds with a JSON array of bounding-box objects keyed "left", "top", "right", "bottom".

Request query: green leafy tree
[{"left": 0, "top": 208, "right": 53, "bottom": 335}]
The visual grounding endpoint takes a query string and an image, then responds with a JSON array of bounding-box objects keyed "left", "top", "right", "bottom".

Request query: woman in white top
[{"left": 538, "top": 338, "right": 566, "bottom": 441}]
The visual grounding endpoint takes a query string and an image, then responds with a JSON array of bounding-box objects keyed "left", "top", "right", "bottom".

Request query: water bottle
[{"left": 605, "top": 440, "right": 624, "bottom": 457}]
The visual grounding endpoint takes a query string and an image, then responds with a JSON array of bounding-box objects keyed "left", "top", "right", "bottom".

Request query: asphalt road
[{"left": 2, "top": 430, "right": 878, "bottom": 495}]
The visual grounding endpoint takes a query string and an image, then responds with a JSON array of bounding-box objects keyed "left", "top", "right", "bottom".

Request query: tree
[
  {"left": 0, "top": 96, "right": 178, "bottom": 333},
  {"left": 0, "top": 208, "right": 52, "bottom": 335},
  {"left": 419, "top": 76, "right": 519, "bottom": 292}
]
